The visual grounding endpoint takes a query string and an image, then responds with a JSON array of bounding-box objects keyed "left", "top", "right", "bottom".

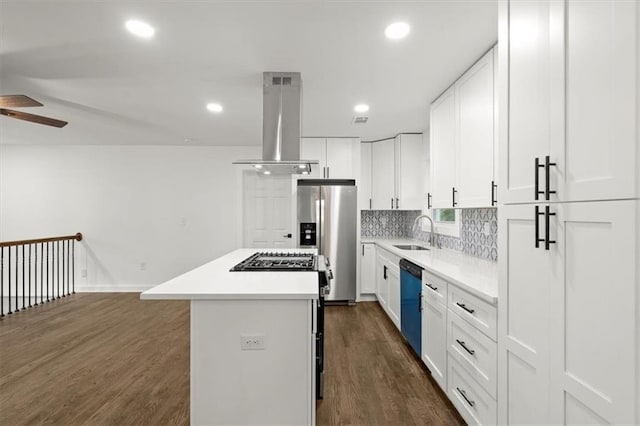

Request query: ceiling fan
[{"left": 0, "top": 95, "right": 68, "bottom": 128}]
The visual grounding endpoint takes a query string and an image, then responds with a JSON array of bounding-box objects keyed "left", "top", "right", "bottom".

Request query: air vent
[
  {"left": 352, "top": 116, "right": 369, "bottom": 124},
  {"left": 272, "top": 76, "right": 292, "bottom": 85}
]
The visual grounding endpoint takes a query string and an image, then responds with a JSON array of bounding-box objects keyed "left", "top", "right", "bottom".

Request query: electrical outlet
[
  {"left": 240, "top": 334, "right": 266, "bottom": 351},
  {"left": 81, "top": 269, "right": 87, "bottom": 278},
  {"left": 140, "top": 262, "right": 147, "bottom": 271}
]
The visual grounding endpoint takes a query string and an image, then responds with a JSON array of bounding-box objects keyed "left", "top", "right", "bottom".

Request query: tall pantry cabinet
[{"left": 497, "top": 1, "right": 640, "bottom": 425}]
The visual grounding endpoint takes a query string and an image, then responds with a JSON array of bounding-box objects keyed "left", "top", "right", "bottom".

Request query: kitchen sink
[{"left": 393, "top": 244, "right": 430, "bottom": 251}]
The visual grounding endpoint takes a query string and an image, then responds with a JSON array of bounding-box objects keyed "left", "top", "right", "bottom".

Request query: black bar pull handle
[
  {"left": 452, "top": 187, "right": 458, "bottom": 207},
  {"left": 425, "top": 282, "right": 438, "bottom": 292},
  {"left": 369, "top": 198, "right": 372, "bottom": 210},
  {"left": 362, "top": 244, "right": 364, "bottom": 256},
  {"left": 456, "top": 302, "right": 475, "bottom": 314},
  {"left": 396, "top": 197, "right": 399, "bottom": 210},
  {"left": 491, "top": 181, "right": 498, "bottom": 206},
  {"left": 457, "top": 387, "right": 476, "bottom": 407},
  {"left": 535, "top": 205, "right": 545, "bottom": 248},
  {"left": 545, "top": 205, "right": 556, "bottom": 250},
  {"left": 391, "top": 198, "right": 394, "bottom": 209},
  {"left": 545, "top": 155, "right": 557, "bottom": 200},
  {"left": 456, "top": 339, "right": 476, "bottom": 355},
  {"left": 383, "top": 265, "right": 387, "bottom": 280},
  {"left": 427, "top": 193, "right": 432, "bottom": 209},
  {"left": 418, "top": 292, "right": 422, "bottom": 312},
  {"left": 534, "top": 157, "right": 545, "bottom": 200}
]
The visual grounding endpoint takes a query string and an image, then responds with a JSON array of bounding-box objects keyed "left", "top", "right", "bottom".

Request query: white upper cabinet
[
  {"left": 359, "top": 142, "right": 372, "bottom": 210},
  {"left": 500, "top": 0, "right": 638, "bottom": 204},
  {"left": 371, "top": 138, "right": 396, "bottom": 209},
  {"left": 300, "top": 137, "right": 359, "bottom": 180},
  {"left": 430, "top": 86, "right": 457, "bottom": 208},
  {"left": 370, "top": 134, "right": 426, "bottom": 210},
  {"left": 456, "top": 49, "right": 496, "bottom": 208},
  {"left": 395, "top": 133, "right": 428, "bottom": 210},
  {"left": 430, "top": 47, "right": 498, "bottom": 209}
]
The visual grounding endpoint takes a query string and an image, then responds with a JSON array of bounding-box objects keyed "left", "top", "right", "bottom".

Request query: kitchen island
[{"left": 141, "top": 248, "right": 319, "bottom": 426}]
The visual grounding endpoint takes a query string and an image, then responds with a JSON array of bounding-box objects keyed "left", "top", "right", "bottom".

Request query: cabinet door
[
  {"left": 359, "top": 143, "right": 372, "bottom": 210},
  {"left": 456, "top": 49, "right": 495, "bottom": 208},
  {"left": 497, "top": 203, "right": 552, "bottom": 425},
  {"left": 396, "top": 134, "right": 427, "bottom": 210},
  {"left": 360, "top": 243, "right": 376, "bottom": 294},
  {"left": 371, "top": 138, "right": 396, "bottom": 210},
  {"left": 422, "top": 296, "right": 447, "bottom": 391},
  {"left": 498, "top": 0, "right": 552, "bottom": 204},
  {"left": 325, "top": 138, "right": 355, "bottom": 179},
  {"left": 430, "top": 86, "right": 457, "bottom": 208},
  {"left": 553, "top": 0, "right": 638, "bottom": 202},
  {"left": 387, "top": 266, "right": 401, "bottom": 330},
  {"left": 549, "top": 200, "right": 638, "bottom": 424},
  {"left": 375, "top": 254, "right": 388, "bottom": 308},
  {"left": 301, "top": 138, "right": 325, "bottom": 178}
]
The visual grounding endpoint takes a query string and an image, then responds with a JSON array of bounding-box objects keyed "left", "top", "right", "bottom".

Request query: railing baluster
[
  {"left": 22, "top": 244, "right": 25, "bottom": 310},
  {"left": 28, "top": 244, "right": 32, "bottom": 307},
  {"left": 8, "top": 247, "right": 12, "bottom": 314},
  {"left": 40, "top": 242, "right": 44, "bottom": 304},
  {"left": 34, "top": 244, "right": 38, "bottom": 306},
  {"left": 15, "top": 245, "right": 19, "bottom": 312},
  {"left": 72, "top": 240, "right": 75, "bottom": 294},
  {"left": 56, "top": 241, "right": 60, "bottom": 299},
  {"left": 61, "top": 241, "right": 66, "bottom": 298},
  {"left": 46, "top": 242, "right": 50, "bottom": 303},
  {"left": 1, "top": 247, "right": 4, "bottom": 317},
  {"left": 66, "top": 240, "right": 70, "bottom": 296}
]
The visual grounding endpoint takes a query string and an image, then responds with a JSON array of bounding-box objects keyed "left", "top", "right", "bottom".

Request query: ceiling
[{"left": 0, "top": 1, "right": 497, "bottom": 146}]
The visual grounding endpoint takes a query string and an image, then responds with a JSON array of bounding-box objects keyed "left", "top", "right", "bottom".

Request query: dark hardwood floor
[{"left": 0, "top": 294, "right": 462, "bottom": 425}]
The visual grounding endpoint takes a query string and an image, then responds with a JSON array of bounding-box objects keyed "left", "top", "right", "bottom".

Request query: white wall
[{"left": 0, "top": 144, "right": 259, "bottom": 291}]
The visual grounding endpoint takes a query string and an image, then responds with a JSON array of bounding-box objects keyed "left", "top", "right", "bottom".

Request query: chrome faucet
[{"left": 412, "top": 214, "right": 436, "bottom": 248}]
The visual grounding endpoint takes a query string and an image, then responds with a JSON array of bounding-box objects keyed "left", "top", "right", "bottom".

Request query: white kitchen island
[{"left": 141, "top": 248, "right": 319, "bottom": 426}]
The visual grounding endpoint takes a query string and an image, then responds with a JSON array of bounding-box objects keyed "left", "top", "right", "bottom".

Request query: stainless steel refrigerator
[{"left": 297, "top": 179, "right": 356, "bottom": 303}]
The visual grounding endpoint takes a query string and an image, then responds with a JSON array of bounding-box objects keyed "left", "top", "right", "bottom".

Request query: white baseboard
[{"left": 75, "top": 285, "right": 153, "bottom": 293}]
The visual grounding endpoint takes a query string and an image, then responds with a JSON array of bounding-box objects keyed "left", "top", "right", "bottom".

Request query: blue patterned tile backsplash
[{"left": 361, "top": 208, "right": 498, "bottom": 262}]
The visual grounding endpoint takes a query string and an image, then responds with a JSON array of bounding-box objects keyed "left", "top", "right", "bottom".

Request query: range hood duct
[{"left": 233, "top": 72, "right": 317, "bottom": 175}]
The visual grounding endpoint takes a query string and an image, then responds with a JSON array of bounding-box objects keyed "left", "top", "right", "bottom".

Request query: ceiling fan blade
[
  {"left": 0, "top": 95, "right": 43, "bottom": 108},
  {"left": 0, "top": 108, "right": 68, "bottom": 128}
]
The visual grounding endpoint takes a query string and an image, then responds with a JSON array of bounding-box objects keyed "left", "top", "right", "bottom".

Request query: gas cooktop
[{"left": 230, "top": 252, "right": 316, "bottom": 271}]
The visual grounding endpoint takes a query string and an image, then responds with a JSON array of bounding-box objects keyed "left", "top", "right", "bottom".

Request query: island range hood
[{"left": 233, "top": 72, "right": 318, "bottom": 175}]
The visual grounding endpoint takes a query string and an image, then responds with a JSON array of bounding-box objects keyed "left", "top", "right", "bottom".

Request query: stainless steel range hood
[{"left": 233, "top": 72, "right": 318, "bottom": 175}]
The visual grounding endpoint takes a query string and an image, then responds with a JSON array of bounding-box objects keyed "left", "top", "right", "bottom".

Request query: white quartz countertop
[
  {"left": 362, "top": 238, "right": 498, "bottom": 304},
  {"left": 140, "top": 248, "right": 319, "bottom": 301}
]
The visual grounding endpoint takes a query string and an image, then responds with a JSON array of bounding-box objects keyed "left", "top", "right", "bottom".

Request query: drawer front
[
  {"left": 422, "top": 270, "right": 448, "bottom": 305},
  {"left": 448, "top": 285, "right": 497, "bottom": 340},
  {"left": 448, "top": 310, "right": 497, "bottom": 398},
  {"left": 448, "top": 355, "right": 497, "bottom": 426}
]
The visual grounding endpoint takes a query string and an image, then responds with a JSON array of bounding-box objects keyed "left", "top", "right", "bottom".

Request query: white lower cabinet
[
  {"left": 359, "top": 243, "right": 376, "bottom": 294},
  {"left": 374, "top": 247, "right": 401, "bottom": 331},
  {"left": 422, "top": 293, "right": 447, "bottom": 391},
  {"left": 375, "top": 253, "right": 389, "bottom": 309},
  {"left": 386, "top": 266, "right": 401, "bottom": 330},
  {"left": 498, "top": 200, "right": 639, "bottom": 424},
  {"left": 448, "top": 355, "right": 498, "bottom": 426}
]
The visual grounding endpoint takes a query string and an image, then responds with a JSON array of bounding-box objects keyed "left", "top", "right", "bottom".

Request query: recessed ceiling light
[
  {"left": 206, "top": 103, "right": 223, "bottom": 113},
  {"left": 298, "top": 164, "right": 307, "bottom": 169},
  {"left": 254, "top": 164, "right": 263, "bottom": 169},
  {"left": 354, "top": 104, "right": 369, "bottom": 113},
  {"left": 385, "top": 22, "right": 410, "bottom": 40},
  {"left": 263, "top": 171, "right": 272, "bottom": 175},
  {"left": 125, "top": 20, "right": 155, "bottom": 38},
  {"left": 302, "top": 171, "right": 309, "bottom": 175}
]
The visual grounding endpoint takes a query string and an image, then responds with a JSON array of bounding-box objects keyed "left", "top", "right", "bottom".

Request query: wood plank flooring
[{"left": 0, "top": 294, "right": 463, "bottom": 425}]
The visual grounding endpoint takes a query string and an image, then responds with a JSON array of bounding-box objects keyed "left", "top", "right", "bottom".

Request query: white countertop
[
  {"left": 140, "top": 248, "right": 319, "bottom": 301},
  {"left": 362, "top": 238, "right": 498, "bottom": 304}
]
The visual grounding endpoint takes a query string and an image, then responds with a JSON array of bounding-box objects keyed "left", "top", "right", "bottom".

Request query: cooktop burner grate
[{"left": 230, "top": 252, "right": 316, "bottom": 271}]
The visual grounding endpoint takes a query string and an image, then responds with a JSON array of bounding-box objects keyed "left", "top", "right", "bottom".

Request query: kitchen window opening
[{"left": 431, "top": 208, "right": 460, "bottom": 238}]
